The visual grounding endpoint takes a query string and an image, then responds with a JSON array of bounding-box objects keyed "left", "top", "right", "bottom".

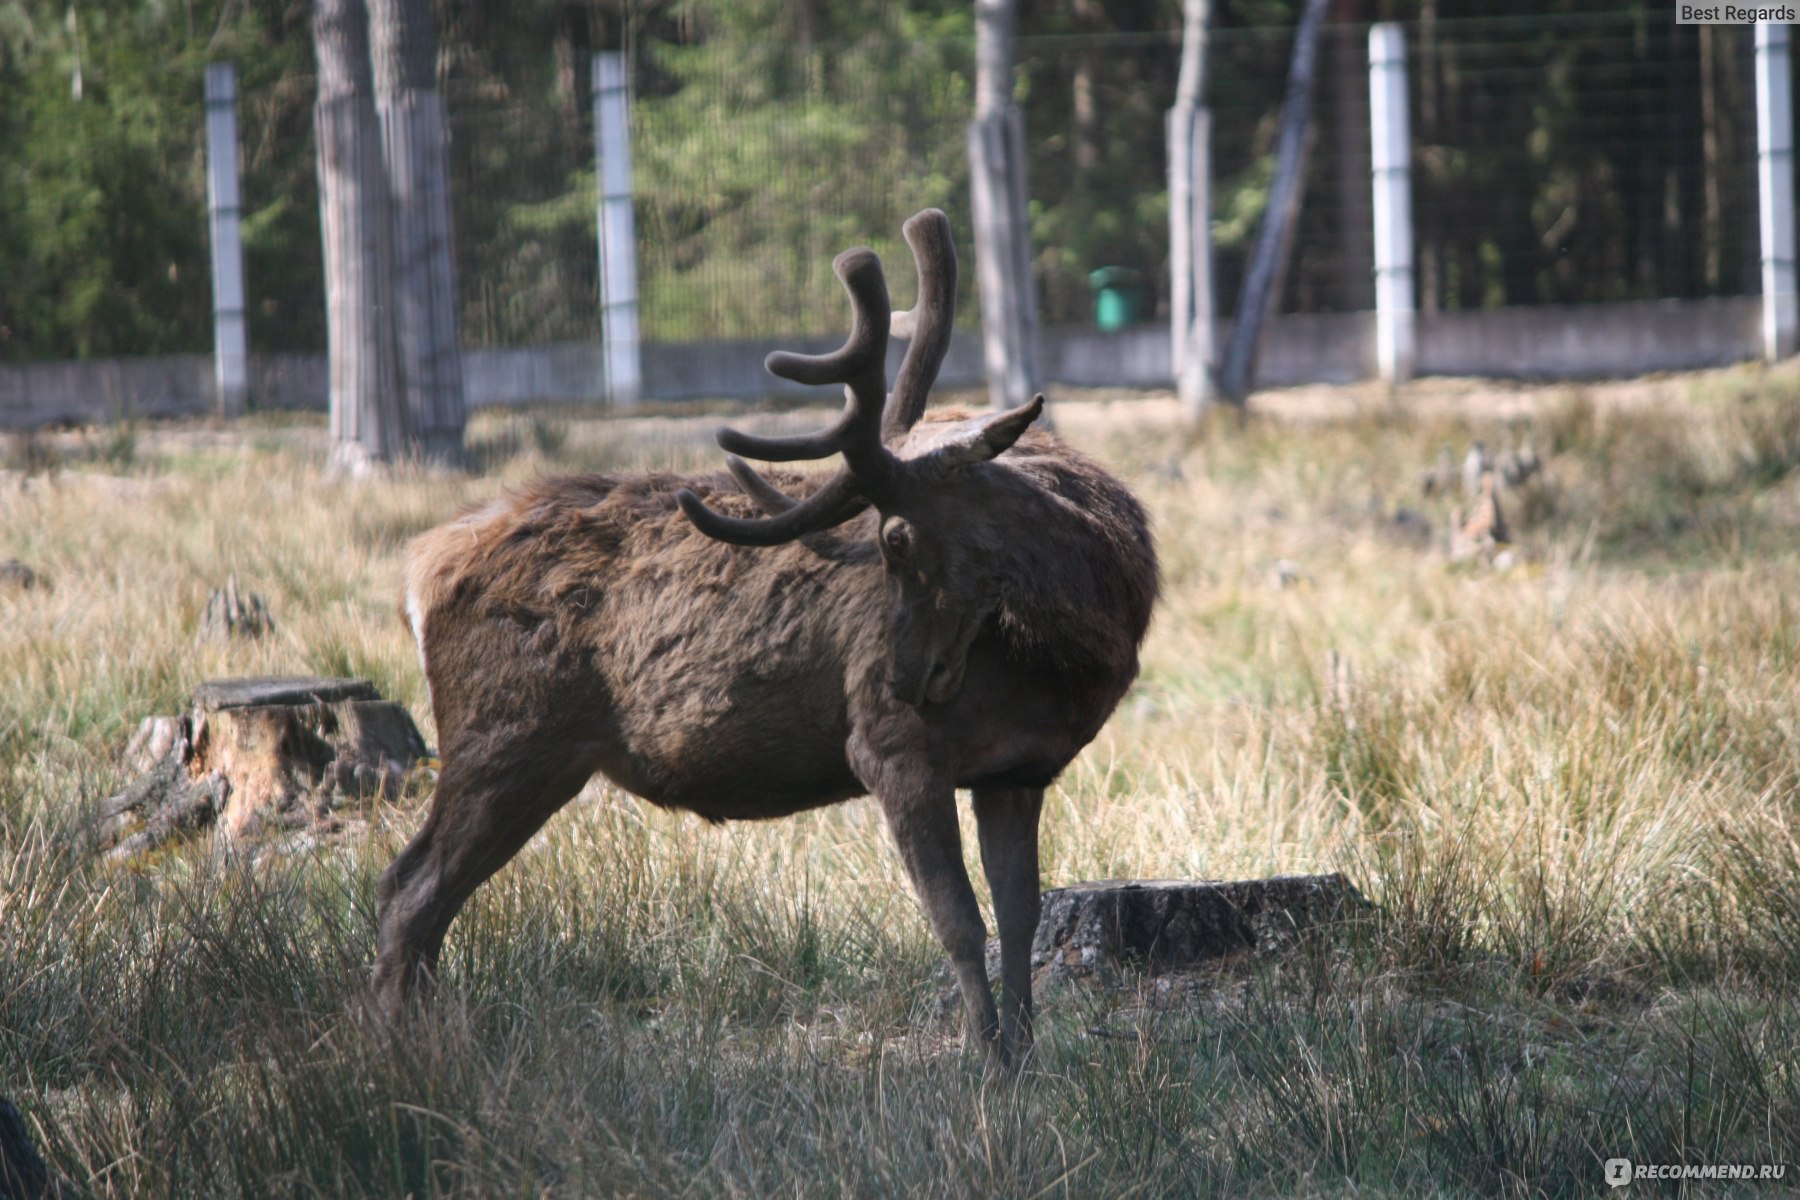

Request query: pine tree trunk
[
  {"left": 315, "top": 0, "right": 409, "bottom": 472},
  {"left": 1329, "top": 0, "right": 1373, "bottom": 312},
  {"left": 1417, "top": 0, "right": 1440, "bottom": 315},
  {"left": 1701, "top": 24, "right": 1724, "bottom": 292},
  {"left": 370, "top": 0, "right": 466, "bottom": 465},
  {"left": 1217, "top": 0, "right": 1330, "bottom": 405},
  {"left": 969, "top": 0, "right": 1041, "bottom": 414}
]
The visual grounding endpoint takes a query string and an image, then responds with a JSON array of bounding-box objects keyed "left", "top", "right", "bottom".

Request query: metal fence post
[
  {"left": 1369, "top": 24, "right": 1414, "bottom": 386},
  {"left": 1757, "top": 21, "right": 1796, "bottom": 362},
  {"left": 593, "top": 52, "right": 642, "bottom": 407},
  {"left": 205, "top": 63, "right": 249, "bottom": 417}
]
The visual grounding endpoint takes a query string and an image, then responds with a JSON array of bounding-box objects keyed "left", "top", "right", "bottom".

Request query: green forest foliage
[
  {"left": 0, "top": 1, "right": 317, "bottom": 359},
  {"left": 0, "top": 0, "right": 1760, "bottom": 360}
]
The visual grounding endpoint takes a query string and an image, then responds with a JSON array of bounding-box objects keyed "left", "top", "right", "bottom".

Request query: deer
[{"left": 373, "top": 209, "right": 1158, "bottom": 1067}]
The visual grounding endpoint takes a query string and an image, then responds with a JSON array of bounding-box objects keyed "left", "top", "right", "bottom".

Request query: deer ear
[{"left": 913, "top": 394, "right": 1044, "bottom": 475}]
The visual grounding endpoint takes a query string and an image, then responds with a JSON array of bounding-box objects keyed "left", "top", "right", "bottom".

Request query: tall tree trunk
[
  {"left": 315, "top": 0, "right": 409, "bottom": 473},
  {"left": 1071, "top": 0, "right": 1099, "bottom": 177},
  {"left": 1416, "top": 0, "right": 1440, "bottom": 314},
  {"left": 370, "top": 0, "right": 466, "bottom": 465},
  {"left": 1330, "top": 0, "right": 1373, "bottom": 312},
  {"left": 968, "top": 0, "right": 1041, "bottom": 413},
  {"left": 552, "top": 3, "right": 590, "bottom": 144},
  {"left": 1701, "top": 24, "right": 1723, "bottom": 292},
  {"left": 1217, "top": 0, "right": 1330, "bottom": 405},
  {"left": 1068, "top": 0, "right": 1099, "bottom": 340},
  {"left": 1169, "top": 0, "right": 1216, "bottom": 423}
]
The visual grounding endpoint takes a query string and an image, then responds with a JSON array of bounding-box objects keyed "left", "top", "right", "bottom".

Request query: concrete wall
[
  {"left": 0, "top": 355, "right": 214, "bottom": 428},
  {"left": 1417, "top": 296, "right": 1762, "bottom": 379},
  {"left": 0, "top": 295, "right": 1770, "bottom": 428}
]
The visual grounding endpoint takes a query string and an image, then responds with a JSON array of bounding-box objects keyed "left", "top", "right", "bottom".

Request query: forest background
[{"left": 0, "top": 0, "right": 1763, "bottom": 363}]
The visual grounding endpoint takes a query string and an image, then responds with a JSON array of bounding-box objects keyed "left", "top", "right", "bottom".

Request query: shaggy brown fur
[{"left": 374, "top": 213, "right": 1158, "bottom": 1068}]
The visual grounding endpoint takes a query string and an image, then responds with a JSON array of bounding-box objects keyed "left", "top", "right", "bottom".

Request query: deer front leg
[
  {"left": 869, "top": 760, "right": 1003, "bottom": 1065},
  {"left": 973, "top": 785, "right": 1043, "bottom": 1062}
]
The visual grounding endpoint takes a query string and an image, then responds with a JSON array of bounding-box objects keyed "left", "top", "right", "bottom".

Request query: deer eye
[{"left": 881, "top": 518, "right": 915, "bottom": 562}]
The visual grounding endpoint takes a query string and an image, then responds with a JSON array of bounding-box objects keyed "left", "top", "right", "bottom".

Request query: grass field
[{"left": 3, "top": 368, "right": 1800, "bottom": 1197}]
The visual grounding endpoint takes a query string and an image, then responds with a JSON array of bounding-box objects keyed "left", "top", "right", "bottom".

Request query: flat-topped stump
[
  {"left": 939, "top": 873, "right": 1369, "bottom": 1008},
  {"left": 193, "top": 676, "right": 377, "bottom": 710},
  {"left": 1031, "top": 874, "right": 1368, "bottom": 986},
  {"left": 98, "top": 676, "right": 428, "bottom": 861}
]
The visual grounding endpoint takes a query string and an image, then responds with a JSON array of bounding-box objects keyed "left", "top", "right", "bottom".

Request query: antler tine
[
  {"left": 718, "top": 455, "right": 871, "bottom": 524},
  {"left": 885, "top": 209, "right": 958, "bottom": 438},
  {"left": 679, "top": 246, "right": 896, "bottom": 547},
  {"left": 676, "top": 471, "right": 867, "bottom": 547},
  {"left": 714, "top": 247, "right": 895, "bottom": 482},
  {"left": 724, "top": 455, "right": 797, "bottom": 513}
]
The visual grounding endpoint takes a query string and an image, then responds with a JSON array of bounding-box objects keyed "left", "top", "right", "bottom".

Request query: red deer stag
[{"left": 374, "top": 209, "right": 1158, "bottom": 1065}]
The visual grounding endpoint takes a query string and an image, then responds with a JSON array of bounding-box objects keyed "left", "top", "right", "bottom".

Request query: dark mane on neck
[{"left": 984, "top": 432, "right": 1159, "bottom": 679}]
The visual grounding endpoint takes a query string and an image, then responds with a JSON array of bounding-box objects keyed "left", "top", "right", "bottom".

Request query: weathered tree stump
[
  {"left": 1029, "top": 874, "right": 1368, "bottom": 987},
  {"left": 97, "top": 676, "right": 428, "bottom": 861},
  {"left": 196, "top": 573, "right": 275, "bottom": 642},
  {"left": 1449, "top": 473, "right": 1510, "bottom": 563},
  {"left": 939, "top": 873, "right": 1368, "bottom": 1009}
]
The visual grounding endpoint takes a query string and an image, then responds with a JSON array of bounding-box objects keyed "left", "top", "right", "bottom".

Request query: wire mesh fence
[
  {"left": 0, "top": 12, "right": 1776, "bottom": 362},
  {"left": 440, "top": 24, "right": 1381, "bottom": 347},
  {"left": 607, "top": 14, "right": 1763, "bottom": 345},
  {"left": 437, "top": 21, "right": 1389, "bottom": 348},
  {"left": 1405, "top": 11, "right": 1759, "bottom": 313}
]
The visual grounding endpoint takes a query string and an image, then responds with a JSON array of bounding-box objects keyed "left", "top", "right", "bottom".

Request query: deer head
[{"left": 676, "top": 209, "right": 1041, "bottom": 706}]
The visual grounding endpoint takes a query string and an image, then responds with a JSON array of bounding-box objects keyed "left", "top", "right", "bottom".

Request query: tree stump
[
  {"left": 196, "top": 574, "right": 275, "bottom": 642},
  {"left": 938, "top": 873, "right": 1369, "bottom": 1011},
  {"left": 1029, "top": 874, "right": 1368, "bottom": 988},
  {"left": 97, "top": 676, "right": 428, "bottom": 861},
  {"left": 1449, "top": 473, "right": 1510, "bottom": 563}
]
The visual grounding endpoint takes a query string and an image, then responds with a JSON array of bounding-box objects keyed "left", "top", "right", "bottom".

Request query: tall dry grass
[{"left": 3, "top": 370, "right": 1799, "bottom": 1196}]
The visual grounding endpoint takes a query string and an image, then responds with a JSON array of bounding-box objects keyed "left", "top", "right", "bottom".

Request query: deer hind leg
[
  {"left": 373, "top": 736, "right": 592, "bottom": 1017},
  {"left": 874, "top": 766, "right": 1003, "bottom": 1065},
  {"left": 972, "top": 786, "right": 1044, "bottom": 1063}
]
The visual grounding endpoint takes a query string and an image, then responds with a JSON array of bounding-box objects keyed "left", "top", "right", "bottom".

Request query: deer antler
[
  {"left": 886, "top": 208, "right": 957, "bottom": 438},
  {"left": 677, "top": 247, "right": 900, "bottom": 545},
  {"left": 715, "top": 247, "right": 894, "bottom": 481},
  {"left": 677, "top": 211, "right": 963, "bottom": 548}
]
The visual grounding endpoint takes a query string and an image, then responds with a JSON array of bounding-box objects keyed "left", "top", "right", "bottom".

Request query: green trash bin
[{"left": 1089, "top": 266, "right": 1145, "bottom": 332}]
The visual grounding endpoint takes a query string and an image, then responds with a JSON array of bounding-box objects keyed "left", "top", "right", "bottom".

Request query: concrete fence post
[
  {"left": 593, "top": 52, "right": 642, "bottom": 407},
  {"left": 1756, "top": 21, "right": 1796, "bottom": 362},
  {"left": 204, "top": 63, "right": 249, "bottom": 416},
  {"left": 1369, "top": 24, "right": 1414, "bottom": 385}
]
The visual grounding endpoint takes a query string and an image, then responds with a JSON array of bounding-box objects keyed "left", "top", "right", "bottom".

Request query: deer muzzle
[
  {"left": 890, "top": 652, "right": 967, "bottom": 708},
  {"left": 888, "top": 646, "right": 932, "bottom": 707},
  {"left": 889, "top": 604, "right": 983, "bottom": 707}
]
